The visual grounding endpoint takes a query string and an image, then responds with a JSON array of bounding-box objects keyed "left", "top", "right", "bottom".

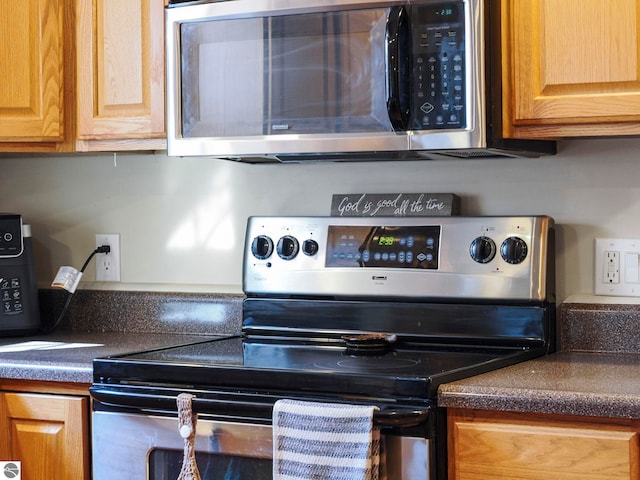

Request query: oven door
[
  {"left": 92, "top": 409, "right": 430, "bottom": 480},
  {"left": 92, "top": 411, "right": 272, "bottom": 479}
]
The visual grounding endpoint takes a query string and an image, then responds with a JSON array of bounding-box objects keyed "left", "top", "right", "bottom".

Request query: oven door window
[
  {"left": 149, "top": 450, "right": 271, "bottom": 479},
  {"left": 179, "top": 9, "right": 392, "bottom": 137}
]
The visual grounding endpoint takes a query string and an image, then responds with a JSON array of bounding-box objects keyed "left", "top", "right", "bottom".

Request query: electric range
[{"left": 91, "top": 215, "right": 556, "bottom": 480}]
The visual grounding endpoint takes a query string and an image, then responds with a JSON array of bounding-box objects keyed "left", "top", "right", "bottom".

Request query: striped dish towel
[{"left": 272, "top": 399, "right": 384, "bottom": 480}]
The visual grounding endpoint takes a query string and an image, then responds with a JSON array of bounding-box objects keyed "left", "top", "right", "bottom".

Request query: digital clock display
[
  {"left": 325, "top": 225, "right": 441, "bottom": 269},
  {"left": 435, "top": 8, "right": 454, "bottom": 16},
  {"left": 378, "top": 236, "right": 395, "bottom": 246},
  {"left": 421, "top": 2, "right": 463, "bottom": 23}
]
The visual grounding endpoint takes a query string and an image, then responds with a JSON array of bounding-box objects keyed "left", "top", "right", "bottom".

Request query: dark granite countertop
[
  {"left": 0, "top": 290, "right": 244, "bottom": 385},
  {"left": 438, "top": 351, "right": 640, "bottom": 419},
  {"left": 8, "top": 291, "right": 640, "bottom": 420},
  {"left": 438, "top": 300, "right": 640, "bottom": 419},
  {"left": 0, "top": 330, "right": 225, "bottom": 384}
]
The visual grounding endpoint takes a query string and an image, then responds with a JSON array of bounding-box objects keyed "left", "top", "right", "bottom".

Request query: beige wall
[{"left": 1, "top": 137, "right": 639, "bottom": 303}]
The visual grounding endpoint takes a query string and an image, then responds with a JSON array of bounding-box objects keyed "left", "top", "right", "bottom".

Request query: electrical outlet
[
  {"left": 595, "top": 238, "right": 640, "bottom": 296},
  {"left": 95, "top": 234, "right": 120, "bottom": 282},
  {"left": 603, "top": 251, "right": 620, "bottom": 284}
]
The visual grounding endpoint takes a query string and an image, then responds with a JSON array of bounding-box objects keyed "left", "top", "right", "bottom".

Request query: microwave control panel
[{"left": 411, "top": 2, "right": 466, "bottom": 130}]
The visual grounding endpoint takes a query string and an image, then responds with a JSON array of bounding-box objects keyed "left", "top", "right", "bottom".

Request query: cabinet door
[
  {"left": 0, "top": 392, "right": 90, "bottom": 480},
  {"left": 0, "top": 0, "right": 64, "bottom": 142},
  {"left": 75, "top": 0, "right": 166, "bottom": 150},
  {"left": 506, "top": 0, "right": 640, "bottom": 137},
  {"left": 449, "top": 409, "right": 640, "bottom": 480}
]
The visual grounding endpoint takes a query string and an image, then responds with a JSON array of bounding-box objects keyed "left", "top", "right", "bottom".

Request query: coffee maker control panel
[
  {"left": 0, "top": 214, "right": 23, "bottom": 258},
  {"left": 1, "top": 277, "right": 24, "bottom": 316},
  {"left": 0, "top": 214, "right": 40, "bottom": 334}
]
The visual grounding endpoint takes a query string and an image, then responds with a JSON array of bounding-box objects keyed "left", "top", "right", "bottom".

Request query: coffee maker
[{"left": 0, "top": 214, "right": 40, "bottom": 335}]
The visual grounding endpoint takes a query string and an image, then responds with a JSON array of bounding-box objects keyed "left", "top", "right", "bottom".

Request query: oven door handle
[
  {"left": 90, "top": 386, "right": 274, "bottom": 416},
  {"left": 374, "top": 407, "right": 431, "bottom": 428},
  {"left": 91, "top": 386, "right": 431, "bottom": 428}
]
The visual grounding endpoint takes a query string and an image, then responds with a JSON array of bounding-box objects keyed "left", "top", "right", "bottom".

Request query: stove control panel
[
  {"left": 244, "top": 216, "right": 554, "bottom": 301},
  {"left": 324, "top": 224, "right": 441, "bottom": 269}
]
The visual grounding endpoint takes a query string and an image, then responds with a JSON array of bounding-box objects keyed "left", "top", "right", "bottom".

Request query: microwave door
[
  {"left": 178, "top": 9, "right": 396, "bottom": 139},
  {"left": 266, "top": 9, "right": 393, "bottom": 136}
]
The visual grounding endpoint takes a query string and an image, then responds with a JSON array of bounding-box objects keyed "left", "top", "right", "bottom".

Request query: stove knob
[
  {"left": 302, "top": 239, "right": 319, "bottom": 256},
  {"left": 469, "top": 236, "right": 496, "bottom": 263},
  {"left": 277, "top": 235, "right": 300, "bottom": 260},
  {"left": 500, "top": 236, "right": 528, "bottom": 264},
  {"left": 251, "top": 235, "right": 274, "bottom": 259}
]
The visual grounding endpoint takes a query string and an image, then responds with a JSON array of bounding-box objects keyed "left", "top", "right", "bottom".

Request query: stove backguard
[{"left": 243, "top": 216, "right": 555, "bottom": 303}]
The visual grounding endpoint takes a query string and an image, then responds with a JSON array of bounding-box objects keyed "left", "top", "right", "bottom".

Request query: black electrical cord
[{"left": 42, "top": 245, "right": 111, "bottom": 334}]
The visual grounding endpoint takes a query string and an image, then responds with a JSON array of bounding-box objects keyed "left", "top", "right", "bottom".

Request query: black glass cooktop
[
  {"left": 123, "top": 336, "right": 510, "bottom": 374},
  {"left": 94, "top": 298, "right": 555, "bottom": 404},
  {"left": 94, "top": 335, "right": 542, "bottom": 399}
]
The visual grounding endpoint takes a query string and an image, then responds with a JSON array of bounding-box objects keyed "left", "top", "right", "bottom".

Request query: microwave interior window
[{"left": 180, "top": 9, "right": 393, "bottom": 138}]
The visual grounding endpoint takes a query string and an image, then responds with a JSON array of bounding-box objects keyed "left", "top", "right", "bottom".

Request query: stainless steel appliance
[
  {"left": 91, "top": 215, "right": 555, "bottom": 479},
  {"left": 165, "top": 0, "right": 556, "bottom": 162},
  {"left": 0, "top": 214, "right": 40, "bottom": 335}
]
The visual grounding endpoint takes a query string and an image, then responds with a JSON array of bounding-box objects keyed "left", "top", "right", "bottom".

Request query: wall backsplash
[{"left": 2, "top": 137, "right": 640, "bottom": 304}]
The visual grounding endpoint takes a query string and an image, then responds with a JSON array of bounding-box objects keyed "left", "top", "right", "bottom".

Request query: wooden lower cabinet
[
  {"left": 0, "top": 382, "right": 90, "bottom": 480},
  {"left": 448, "top": 408, "right": 640, "bottom": 480}
]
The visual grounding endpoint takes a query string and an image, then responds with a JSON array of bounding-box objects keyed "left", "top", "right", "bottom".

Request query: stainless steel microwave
[{"left": 166, "top": 0, "right": 555, "bottom": 162}]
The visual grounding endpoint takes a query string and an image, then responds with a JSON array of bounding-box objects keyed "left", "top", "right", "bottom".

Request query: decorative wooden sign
[{"left": 331, "top": 193, "right": 459, "bottom": 217}]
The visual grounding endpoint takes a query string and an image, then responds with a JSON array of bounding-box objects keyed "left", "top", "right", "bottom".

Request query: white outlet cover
[
  {"left": 595, "top": 238, "right": 640, "bottom": 297},
  {"left": 95, "top": 234, "right": 121, "bottom": 282}
]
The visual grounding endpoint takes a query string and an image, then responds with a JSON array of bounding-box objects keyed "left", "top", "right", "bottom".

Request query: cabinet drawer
[{"left": 449, "top": 410, "right": 640, "bottom": 480}]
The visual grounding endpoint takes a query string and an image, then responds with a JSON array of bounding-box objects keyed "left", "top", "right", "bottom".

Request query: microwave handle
[{"left": 386, "top": 6, "right": 411, "bottom": 130}]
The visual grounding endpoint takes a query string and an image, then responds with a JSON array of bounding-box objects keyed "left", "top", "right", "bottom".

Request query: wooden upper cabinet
[
  {"left": 0, "top": 0, "right": 65, "bottom": 144},
  {"left": 75, "top": 0, "right": 166, "bottom": 151},
  {"left": 0, "top": 0, "right": 165, "bottom": 152},
  {"left": 504, "top": 0, "right": 640, "bottom": 138}
]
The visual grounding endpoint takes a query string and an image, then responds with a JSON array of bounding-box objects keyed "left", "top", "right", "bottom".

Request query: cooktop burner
[{"left": 317, "top": 355, "right": 420, "bottom": 371}]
